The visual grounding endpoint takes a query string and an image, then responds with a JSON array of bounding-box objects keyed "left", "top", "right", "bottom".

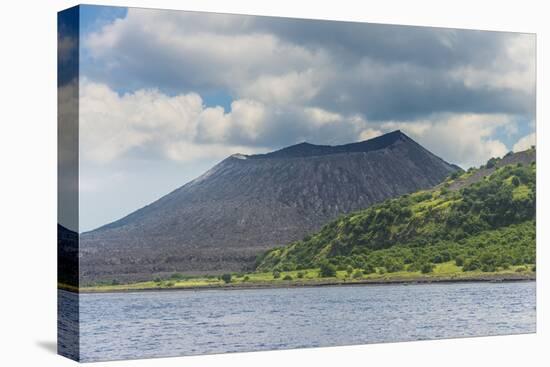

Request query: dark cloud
[
  {"left": 82, "top": 8, "right": 535, "bottom": 124},
  {"left": 313, "top": 63, "right": 534, "bottom": 121},
  {"left": 253, "top": 17, "right": 507, "bottom": 69}
]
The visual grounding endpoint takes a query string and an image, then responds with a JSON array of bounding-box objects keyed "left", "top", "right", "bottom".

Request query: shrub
[
  {"left": 352, "top": 270, "right": 363, "bottom": 279},
  {"left": 111, "top": 279, "right": 120, "bottom": 286},
  {"left": 170, "top": 273, "right": 184, "bottom": 280},
  {"left": 297, "top": 271, "right": 305, "bottom": 279},
  {"left": 420, "top": 263, "right": 434, "bottom": 274},
  {"left": 455, "top": 256, "right": 465, "bottom": 267},
  {"left": 221, "top": 273, "right": 232, "bottom": 283},
  {"left": 336, "top": 264, "right": 347, "bottom": 271},
  {"left": 153, "top": 277, "right": 162, "bottom": 283},
  {"left": 450, "top": 171, "right": 461, "bottom": 180},
  {"left": 407, "top": 263, "right": 419, "bottom": 272},
  {"left": 481, "top": 264, "right": 496, "bottom": 272},
  {"left": 463, "top": 259, "right": 481, "bottom": 272},
  {"left": 384, "top": 258, "right": 404, "bottom": 273},
  {"left": 346, "top": 265, "right": 354, "bottom": 276},
  {"left": 515, "top": 267, "right": 526, "bottom": 273},
  {"left": 273, "top": 270, "right": 281, "bottom": 279},
  {"left": 532, "top": 265, "right": 536, "bottom": 272},
  {"left": 319, "top": 261, "right": 337, "bottom": 277},
  {"left": 363, "top": 263, "right": 376, "bottom": 274},
  {"left": 165, "top": 281, "right": 175, "bottom": 287},
  {"left": 283, "top": 275, "right": 293, "bottom": 281},
  {"left": 486, "top": 157, "right": 498, "bottom": 169},
  {"left": 243, "top": 275, "right": 250, "bottom": 282}
]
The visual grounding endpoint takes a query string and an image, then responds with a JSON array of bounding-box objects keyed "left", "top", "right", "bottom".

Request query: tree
[
  {"left": 346, "top": 265, "right": 354, "bottom": 277},
  {"left": 511, "top": 176, "right": 520, "bottom": 187},
  {"left": 383, "top": 258, "right": 404, "bottom": 273},
  {"left": 486, "top": 157, "right": 498, "bottom": 168},
  {"left": 319, "top": 261, "right": 336, "bottom": 277},
  {"left": 170, "top": 272, "right": 184, "bottom": 280},
  {"left": 363, "top": 263, "right": 376, "bottom": 274},
  {"left": 455, "top": 256, "right": 464, "bottom": 267},
  {"left": 221, "top": 273, "right": 232, "bottom": 283},
  {"left": 450, "top": 171, "right": 461, "bottom": 180},
  {"left": 420, "top": 263, "right": 434, "bottom": 274},
  {"left": 272, "top": 270, "right": 281, "bottom": 279},
  {"left": 463, "top": 259, "right": 481, "bottom": 272}
]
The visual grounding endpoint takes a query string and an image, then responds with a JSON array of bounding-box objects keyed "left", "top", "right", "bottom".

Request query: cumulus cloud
[
  {"left": 513, "top": 133, "right": 536, "bottom": 152},
  {"left": 79, "top": 78, "right": 518, "bottom": 169},
  {"left": 240, "top": 70, "right": 321, "bottom": 105},
  {"left": 84, "top": 9, "right": 323, "bottom": 97},
  {"left": 381, "top": 113, "right": 514, "bottom": 168},
  {"left": 79, "top": 7, "right": 536, "bottom": 168},
  {"left": 83, "top": 8, "right": 535, "bottom": 122},
  {"left": 79, "top": 80, "right": 272, "bottom": 163},
  {"left": 359, "top": 128, "right": 384, "bottom": 141},
  {"left": 79, "top": 80, "right": 374, "bottom": 164}
]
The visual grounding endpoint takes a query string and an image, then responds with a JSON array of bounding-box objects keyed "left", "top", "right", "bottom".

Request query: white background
[{"left": 0, "top": 0, "right": 547, "bottom": 366}]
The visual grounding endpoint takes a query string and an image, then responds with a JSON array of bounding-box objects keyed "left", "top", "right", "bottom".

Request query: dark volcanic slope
[{"left": 80, "top": 131, "right": 459, "bottom": 283}]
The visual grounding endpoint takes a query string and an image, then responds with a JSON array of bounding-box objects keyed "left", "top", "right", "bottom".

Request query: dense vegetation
[{"left": 257, "top": 158, "right": 535, "bottom": 275}]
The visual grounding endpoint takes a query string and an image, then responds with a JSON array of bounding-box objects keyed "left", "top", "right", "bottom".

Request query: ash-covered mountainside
[{"left": 80, "top": 130, "right": 459, "bottom": 283}]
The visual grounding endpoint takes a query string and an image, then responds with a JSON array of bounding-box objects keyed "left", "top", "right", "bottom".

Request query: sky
[{"left": 65, "top": 5, "right": 536, "bottom": 232}]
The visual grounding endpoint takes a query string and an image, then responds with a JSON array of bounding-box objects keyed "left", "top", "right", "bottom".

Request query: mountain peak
[{"left": 246, "top": 130, "right": 410, "bottom": 160}]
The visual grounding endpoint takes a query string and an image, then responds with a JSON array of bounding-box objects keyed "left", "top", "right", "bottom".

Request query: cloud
[
  {"left": 195, "top": 99, "right": 268, "bottom": 143},
  {"left": 359, "top": 128, "right": 384, "bottom": 141},
  {"left": 84, "top": 9, "right": 322, "bottom": 97},
  {"left": 80, "top": 77, "right": 522, "bottom": 170},
  {"left": 79, "top": 79, "right": 530, "bottom": 169},
  {"left": 79, "top": 80, "right": 373, "bottom": 164},
  {"left": 381, "top": 113, "right": 514, "bottom": 168},
  {"left": 240, "top": 70, "right": 321, "bottom": 105},
  {"left": 83, "top": 8, "right": 536, "bottom": 124},
  {"left": 79, "top": 80, "right": 272, "bottom": 163},
  {"left": 79, "top": 7, "right": 536, "bottom": 169},
  {"left": 513, "top": 133, "right": 536, "bottom": 152}
]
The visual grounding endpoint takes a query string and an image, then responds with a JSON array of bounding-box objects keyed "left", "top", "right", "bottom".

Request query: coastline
[{"left": 63, "top": 272, "right": 535, "bottom": 294}]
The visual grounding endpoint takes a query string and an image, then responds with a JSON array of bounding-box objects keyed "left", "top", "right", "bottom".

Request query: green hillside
[{"left": 257, "top": 153, "right": 536, "bottom": 275}]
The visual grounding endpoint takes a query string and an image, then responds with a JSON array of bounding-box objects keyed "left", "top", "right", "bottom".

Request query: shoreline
[{"left": 63, "top": 272, "right": 535, "bottom": 294}]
